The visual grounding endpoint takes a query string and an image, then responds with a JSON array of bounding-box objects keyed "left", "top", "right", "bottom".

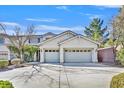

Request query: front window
[
  {"left": 0, "top": 37, "right": 4, "bottom": 44},
  {"left": 28, "top": 39, "right": 31, "bottom": 43},
  {"left": 38, "top": 38, "right": 40, "bottom": 43}
]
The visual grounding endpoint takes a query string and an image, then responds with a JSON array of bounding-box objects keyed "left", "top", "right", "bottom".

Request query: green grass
[
  {"left": 0, "top": 80, "right": 14, "bottom": 88},
  {"left": 0, "top": 60, "right": 9, "bottom": 69}
]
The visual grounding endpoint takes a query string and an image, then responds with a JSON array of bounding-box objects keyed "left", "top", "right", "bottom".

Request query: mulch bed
[{"left": 0, "top": 64, "right": 29, "bottom": 72}]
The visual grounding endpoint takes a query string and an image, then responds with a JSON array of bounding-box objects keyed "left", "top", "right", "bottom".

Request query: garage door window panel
[{"left": 45, "top": 50, "right": 48, "bottom": 52}]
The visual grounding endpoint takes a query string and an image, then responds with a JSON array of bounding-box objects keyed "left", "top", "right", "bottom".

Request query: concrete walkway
[{"left": 0, "top": 63, "right": 124, "bottom": 88}]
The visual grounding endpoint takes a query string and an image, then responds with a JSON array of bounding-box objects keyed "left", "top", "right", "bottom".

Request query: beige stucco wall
[
  {"left": 60, "top": 37, "right": 98, "bottom": 62},
  {"left": 40, "top": 33, "right": 74, "bottom": 49},
  {"left": 39, "top": 34, "right": 98, "bottom": 63},
  {"left": 60, "top": 37, "right": 97, "bottom": 48}
]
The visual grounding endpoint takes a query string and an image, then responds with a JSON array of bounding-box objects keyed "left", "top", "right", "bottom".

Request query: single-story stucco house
[
  {"left": 37, "top": 31, "right": 99, "bottom": 64},
  {"left": 0, "top": 31, "right": 100, "bottom": 63}
]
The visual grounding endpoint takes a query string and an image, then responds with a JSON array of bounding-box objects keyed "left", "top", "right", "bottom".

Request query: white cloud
[
  {"left": 0, "top": 22, "right": 22, "bottom": 34},
  {"left": 89, "top": 15, "right": 102, "bottom": 20},
  {"left": 5, "top": 29, "right": 15, "bottom": 35},
  {"left": 0, "top": 22, "right": 20, "bottom": 27},
  {"left": 80, "top": 13, "right": 103, "bottom": 20},
  {"left": 35, "top": 25, "right": 83, "bottom": 32},
  {"left": 26, "top": 18, "right": 57, "bottom": 22},
  {"left": 56, "top": 6, "right": 69, "bottom": 11},
  {"left": 85, "top": 13, "right": 93, "bottom": 16},
  {"left": 0, "top": 29, "right": 15, "bottom": 35},
  {"left": 96, "top": 5, "right": 122, "bottom": 8}
]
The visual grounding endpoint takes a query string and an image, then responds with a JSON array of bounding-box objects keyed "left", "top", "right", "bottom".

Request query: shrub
[
  {"left": 0, "top": 60, "right": 9, "bottom": 69},
  {"left": 0, "top": 80, "right": 14, "bottom": 88},
  {"left": 117, "top": 48, "right": 124, "bottom": 66},
  {"left": 11, "top": 58, "right": 21, "bottom": 66},
  {"left": 110, "top": 73, "right": 124, "bottom": 88}
]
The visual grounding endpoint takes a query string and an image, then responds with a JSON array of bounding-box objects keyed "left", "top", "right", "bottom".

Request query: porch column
[
  {"left": 34, "top": 53, "right": 36, "bottom": 61},
  {"left": 8, "top": 51, "right": 10, "bottom": 61},
  {"left": 40, "top": 48, "right": 45, "bottom": 63},
  {"left": 60, "top": 47, "right": 64, "bottom": 64},
  {"left": 92, "top": 48, "right": 98, "bottom": 62}
]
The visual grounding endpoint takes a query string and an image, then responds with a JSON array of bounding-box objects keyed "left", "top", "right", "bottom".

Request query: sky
[{"left": 0, "top": 5, "right": 120, "bottom": 35}]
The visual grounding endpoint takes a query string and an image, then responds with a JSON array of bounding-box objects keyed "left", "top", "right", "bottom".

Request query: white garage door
[
  {"left": 64, "top": 49, "right": 92, "bottom": 62},
  {"left": 45, "top": 49, "right": 59, "bottom": 63}
]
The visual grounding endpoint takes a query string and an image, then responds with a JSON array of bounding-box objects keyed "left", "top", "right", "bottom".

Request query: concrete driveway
[{"left": 0, "top": 63, "right": 124, "bottom": 88}]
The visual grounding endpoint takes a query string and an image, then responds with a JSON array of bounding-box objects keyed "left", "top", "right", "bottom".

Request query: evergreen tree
[{"left": 84, "top": 18, "right": 108, "bottom": 42}]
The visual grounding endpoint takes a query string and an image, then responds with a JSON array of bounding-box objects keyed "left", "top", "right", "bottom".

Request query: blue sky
[{"left": 0, "top": 5, "right": 120, "bottom": 35}]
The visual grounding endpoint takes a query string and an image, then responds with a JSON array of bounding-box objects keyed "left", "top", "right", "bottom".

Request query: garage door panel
[
  {"left": 64, "top": 49, "right": 92, "bottom": 62},
  {"left": 45, "top": 50, "right": 59, "bottom": 63}
]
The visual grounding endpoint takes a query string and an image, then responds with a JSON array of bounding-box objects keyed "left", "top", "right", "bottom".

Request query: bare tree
[
  {"left": 107, "top": 6, "right": 124, "bottom": 62},
  {"left": 0, "top": 23, "right": 35, "bottom": 63},
  {"left": 111, "top": 6, "right": 124, "bottom": 48}
]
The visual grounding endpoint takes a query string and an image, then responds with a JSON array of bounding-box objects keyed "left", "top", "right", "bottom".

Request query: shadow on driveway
[{"left": 41, "top": 62, "right": 122, "bottom": 68}]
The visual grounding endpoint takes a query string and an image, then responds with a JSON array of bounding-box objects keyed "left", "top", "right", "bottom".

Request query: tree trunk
[
  {"left": 113, "top": 48, "right": 116, "bottom": 63},
  {"left": 121, "top": 42, "right": 124, "bottom": 48},
  {"left": 20, "top": 50, "right": 24, "bottom": 63},
  {"left": 113, "top": 46, "right": 118, "bottom": 64}
]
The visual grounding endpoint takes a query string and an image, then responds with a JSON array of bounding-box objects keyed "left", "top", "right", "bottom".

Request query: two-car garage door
[
  {"left": 64, "top": 49, "right": 92, "bottom": 62},
  {"left": 44, "top": 49, "right": 92, "bottom": 63}
]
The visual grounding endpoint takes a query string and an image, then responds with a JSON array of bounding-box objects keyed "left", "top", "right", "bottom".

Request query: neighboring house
[
  {"left": 0, "top": 32, "right": 56, "bottom": 61},
  {"left": 0, "top": 34, "right": 10, "bottom": 60},
  {"left": 0, "top": 45, "right": 10, "bottom": 60},
  {"left": 0, "top": 31, "right": 99, "bottom": 63}
]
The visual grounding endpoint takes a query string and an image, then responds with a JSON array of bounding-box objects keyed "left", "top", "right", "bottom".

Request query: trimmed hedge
[
  {"left": 0, "top": 60, "right": 9, "bottom": 69},
  {"left": 110, "top": 73, "right": 124, "bottom": 88},
  {"left": 0, "top": 80, "right": 14, "bottom": 88}
]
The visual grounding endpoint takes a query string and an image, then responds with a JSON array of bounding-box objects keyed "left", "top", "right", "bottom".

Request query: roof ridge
[
  {"left": 58, "top": 34, "right": 100, "bottom": 45},
  {"left": 58, "top": 35, "right": 77, "bottom": 44},
  {"left": 38, "top": 30, "right": 78, "bottom": 46}
]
